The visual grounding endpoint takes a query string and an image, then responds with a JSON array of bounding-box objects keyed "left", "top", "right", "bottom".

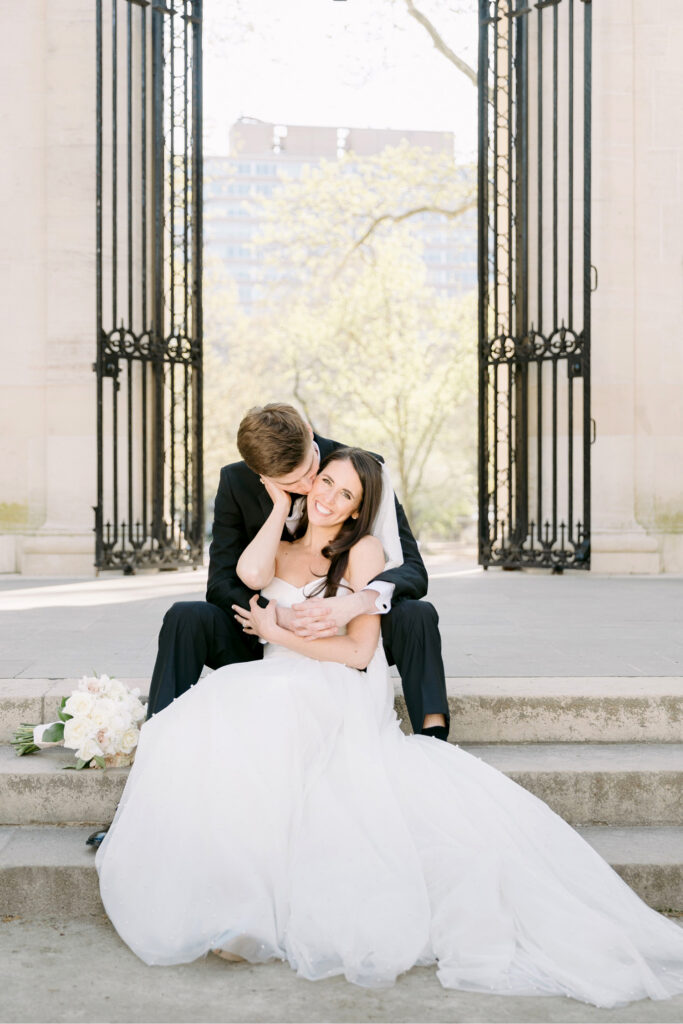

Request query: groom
[{"left": 146, "top": 403, "right": 450, "bottom": 741}]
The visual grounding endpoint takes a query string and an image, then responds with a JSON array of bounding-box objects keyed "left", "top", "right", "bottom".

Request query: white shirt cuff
[{"left": 363, "top": 580, "right": 394, "bottom": 614}]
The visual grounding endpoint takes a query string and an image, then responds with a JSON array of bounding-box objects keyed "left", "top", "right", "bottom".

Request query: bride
[{"left": 97, "top": 447, "right": 683, "bottom": 1007}]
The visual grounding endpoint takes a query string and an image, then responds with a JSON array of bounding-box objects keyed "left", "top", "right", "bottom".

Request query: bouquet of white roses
[{"left": 12, "top": 674, "right": 146, "bottom": 770}]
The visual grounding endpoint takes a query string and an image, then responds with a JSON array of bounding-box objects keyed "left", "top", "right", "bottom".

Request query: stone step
[
  {"left": 1, "top": 742, "right": 682, "bottom": 827},
  {"left": 0, "top": 745, "right": 129, "bottom": 826},
  {"left": 2, "top": 825, "right": 681, "bottom": 918},
  {"left": 439, "top": 677, "right": 683, "bottom": 744},
  {"left": 463, "top": 742, "right": 683, "bottom": 826},
  {"left": 2, "top": 676, "right": 683, "bottom": 744}
]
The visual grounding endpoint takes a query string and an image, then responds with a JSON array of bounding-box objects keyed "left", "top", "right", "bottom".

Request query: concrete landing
[
  {"left": 1, "top": 566, "right": 683, "bottom": 679},
  {"left": 1, "top": 914, "right": 682, "bottom": 1024}
]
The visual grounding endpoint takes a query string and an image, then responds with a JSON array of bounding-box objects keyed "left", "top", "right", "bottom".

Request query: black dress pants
[
  {"left": 380, "top": 599, "right": 450, "bottom": 736},
  {"left": 147, "top": 598, "right": 450, "bottom": 736},
  {"left": 146, "top": 601, "right": 261, "bottom": 719}
]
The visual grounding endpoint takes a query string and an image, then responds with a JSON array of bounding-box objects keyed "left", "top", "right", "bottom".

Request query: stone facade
[
  {"left": 0, "top": 0, "right": 96, "bottom": 574},
  {"left": 591, "top": 0, "right": 683, "bottom": 571}
]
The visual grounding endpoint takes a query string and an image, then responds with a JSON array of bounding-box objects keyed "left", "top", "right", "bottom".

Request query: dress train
[{"left": 97, "top": 579, "right": 683, "bottom": 1007}]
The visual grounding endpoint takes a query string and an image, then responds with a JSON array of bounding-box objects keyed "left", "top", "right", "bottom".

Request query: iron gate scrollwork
[
  {"left": 478, "top": 0, "right": 591, "bottom": 570},
  {"left": 95, "top": 0, "right": 203, "bottom": 571}
]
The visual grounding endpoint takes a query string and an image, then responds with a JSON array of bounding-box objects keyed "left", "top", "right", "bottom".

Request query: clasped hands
[{"left": 233, "top": 590, "right": 376, "bottom": 641}]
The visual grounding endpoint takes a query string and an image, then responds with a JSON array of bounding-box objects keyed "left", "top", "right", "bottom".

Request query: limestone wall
[
  {"left": 0, "top": 0, "right": 97, "bottom": 574},
  {"left": 591, "top": 0, "right": 683, "bottom": 571}
]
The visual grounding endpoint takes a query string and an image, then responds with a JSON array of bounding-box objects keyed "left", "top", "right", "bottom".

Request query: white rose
[
  {"left": 118, "top": 727, "right": 140, "bottom": 755},
  {"left": 106, "top": 712, "right": 130, "bottom": 735},
  {"left": 79, "top": 675, "right": 105, "bottom": 695},
  {"left": 76, "top": 737, "right": 104, "bottom": 763},
  {"left": 90, "top": 697, "right": 117, "bottom": 729},
  {"left": 108, "top": 733, "right": 126, "bottom": 755},
  {"left": 102, "top": 677, "right": 127, "bottom": 700},
  {"left": 96, "top": 728, "right": 118, "bottom": 756},
  {"left": 126, "top": 696, "right": 146, "bottom": 723},
  {"left": 64, "top": 691, "right": 95, "bottom": 718},
  {"left": 63, "top": 716, "right": 95, "bottom": 750}
]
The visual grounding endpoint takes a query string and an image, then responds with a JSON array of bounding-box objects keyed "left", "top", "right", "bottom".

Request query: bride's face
[{"left": 307, "top": 459, "right": 362, "bottom": 528}]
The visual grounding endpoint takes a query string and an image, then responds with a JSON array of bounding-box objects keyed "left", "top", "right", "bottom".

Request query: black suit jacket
[{"left": 206, "top": 434, "right": 428, "bottom": 647}]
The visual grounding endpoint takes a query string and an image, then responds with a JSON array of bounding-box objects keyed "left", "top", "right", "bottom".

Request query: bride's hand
[
  {"left": 259, "top": 476, "right": 291, "bottom": 517},
  {"left": 233, "top": 596, "right": 281, "bottom": 642}
]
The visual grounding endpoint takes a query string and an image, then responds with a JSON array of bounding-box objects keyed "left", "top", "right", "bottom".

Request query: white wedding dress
[{"left": 97, "top": 577, "right": 683, "bottom": 1007}]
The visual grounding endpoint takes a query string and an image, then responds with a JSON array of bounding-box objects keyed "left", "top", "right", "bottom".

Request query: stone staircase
[{"left": 1, "top": 676, "right": 682, "bottom": 918}]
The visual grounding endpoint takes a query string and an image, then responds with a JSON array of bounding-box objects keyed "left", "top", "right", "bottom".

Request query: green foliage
[
  {"left": 264, "top": 235, "right": 476, "bottom": 530},
  {"left": 202, "top": 256, "right": 286, "bottom": 514},
  {"left": 40, "top": 722, "right": 65, "bottom": 744},
  {"left": 58, "top": 697, "right": 72, "bottom": 723},
  {"left": 203, "top": 144, "right": 477, "bottom": 537},
  {"left": 252, "top": 140, "right": 474, "bottom": 290}
]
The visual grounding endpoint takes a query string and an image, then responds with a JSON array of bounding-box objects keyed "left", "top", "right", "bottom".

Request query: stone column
[
  {"left": 0, "top": 0, "right": 97, "bottom": 574},
  {"left": 591, "top": 0, "right": 683, "bottom": 571}
]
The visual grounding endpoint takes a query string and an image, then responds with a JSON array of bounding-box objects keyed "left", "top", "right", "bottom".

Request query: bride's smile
[{"left": 306, "top": 462, "right": 361, "bottom": 529}]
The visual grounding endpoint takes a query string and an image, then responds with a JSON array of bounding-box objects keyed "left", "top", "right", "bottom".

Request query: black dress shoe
[
  {"left": 421, "top": 725, "right": 449, "bottom": 742},
  {"left": 86, "top": 826, "right": 110, "bottom": 848}
]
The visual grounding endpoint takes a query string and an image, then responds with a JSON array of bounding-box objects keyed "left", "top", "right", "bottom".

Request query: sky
[{"left": 203, "top": 0, "right": 478, "bottom": 159}]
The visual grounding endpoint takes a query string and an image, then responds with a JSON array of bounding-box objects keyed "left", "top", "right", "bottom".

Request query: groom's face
[{"left": 268, "top": 441, "right": 320, "bottom": 495}]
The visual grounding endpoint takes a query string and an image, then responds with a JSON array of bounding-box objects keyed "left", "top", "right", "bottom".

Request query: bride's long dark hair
[{"left": 294, "top": 447, "right": 385, "bottom": 598}]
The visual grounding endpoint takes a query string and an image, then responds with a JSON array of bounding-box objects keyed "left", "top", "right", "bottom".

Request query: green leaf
[
  {"left": 40, "top": 722, "right": 65, "bottom": 744},
  {"left": 93, "top": 755, "right": 106, "bottom": 769},
  {"left": 57, "top": 697, "right": 73, "bottom": 723},
  {"left": 75, "top": 758, "right": 91, "bottom": 771}
]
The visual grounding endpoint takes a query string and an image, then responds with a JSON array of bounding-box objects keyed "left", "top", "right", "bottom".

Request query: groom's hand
[
  {"left": 288, "top": 591, "right": 379, "bottom": 638},
  {"left": 258, "top": 476, "right": 291, "bottom": 517}
]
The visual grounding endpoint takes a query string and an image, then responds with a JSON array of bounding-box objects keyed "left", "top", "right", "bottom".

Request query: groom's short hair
[{"left": 237, "top": 403, "right": 311, "bottom": 477}]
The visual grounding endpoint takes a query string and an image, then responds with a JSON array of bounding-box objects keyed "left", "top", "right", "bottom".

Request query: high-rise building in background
[{"left": 204, "top": 117, "right": 476, "bottom": 311}]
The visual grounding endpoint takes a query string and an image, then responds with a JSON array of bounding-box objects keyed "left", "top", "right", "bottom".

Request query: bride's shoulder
[
  {"left": 347, "top": 534, "right": 384, "bottom": 575},
  {"left": 350, "top": 533, "right": 383, "bottom": 555}
]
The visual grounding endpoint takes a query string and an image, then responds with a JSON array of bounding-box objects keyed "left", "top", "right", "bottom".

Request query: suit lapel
[
  {"left": 256, "top": 477, "right": 273, "bottom": 522},
  {"left": 314, "top": 433, "right": 342, "bottom": 464}
]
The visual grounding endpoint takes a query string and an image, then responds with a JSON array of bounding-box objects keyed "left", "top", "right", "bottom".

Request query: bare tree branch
[
  {"left": 348, "top": 198, "right": 477, "bottom": 257},
  {"left": 292, "top": 368, "right": 317, "bottom": 429},
  {"left": 402, "top": 0, "right": 493, "bottom": 102}
]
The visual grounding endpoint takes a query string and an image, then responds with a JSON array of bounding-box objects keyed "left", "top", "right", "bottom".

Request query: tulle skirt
[{"left": 97, "top": 646, "right": 683, "bottom": 1007}]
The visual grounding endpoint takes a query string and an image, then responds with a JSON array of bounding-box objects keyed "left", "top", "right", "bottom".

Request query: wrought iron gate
[
  {"left": 95, "top": 0, "right": 203, "bottom": 571},
  {"left": 478, "top": 0, "right": 592, "bottom": 570}
]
